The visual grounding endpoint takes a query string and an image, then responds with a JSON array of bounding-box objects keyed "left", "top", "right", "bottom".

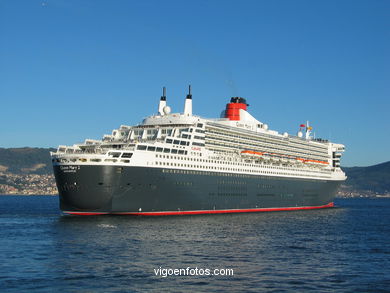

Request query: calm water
[{"left": 0, "top": 196, "right": 389, "bottom": 292}]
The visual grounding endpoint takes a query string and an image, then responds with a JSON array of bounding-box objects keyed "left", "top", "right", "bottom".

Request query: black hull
[{"left": 53, "top": 165, "right": 341, "bottom": 215}]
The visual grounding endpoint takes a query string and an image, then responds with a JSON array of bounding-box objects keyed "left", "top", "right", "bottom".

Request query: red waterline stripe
[
  {"left": 63, "top": 211, "right": 109, "bottom": 216},
  {"left": 64, "top": 202, "right": 334, "bottom": 216}
]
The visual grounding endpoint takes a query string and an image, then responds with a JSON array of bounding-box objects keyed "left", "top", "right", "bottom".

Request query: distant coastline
[
  {"left": 0, "top": 173, "right": 57, "bottom": 195},
  {"left": 0, "top": 194, "right": 57, "bottom": 196}
]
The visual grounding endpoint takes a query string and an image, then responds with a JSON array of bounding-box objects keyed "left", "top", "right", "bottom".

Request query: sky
[{"left": 0, "top": 0, "right": 389, "bottom": 167}]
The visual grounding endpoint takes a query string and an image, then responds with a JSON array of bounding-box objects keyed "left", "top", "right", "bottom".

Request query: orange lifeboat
[{"left": 241, "top": 150, "right": 264, "bottom": 156}]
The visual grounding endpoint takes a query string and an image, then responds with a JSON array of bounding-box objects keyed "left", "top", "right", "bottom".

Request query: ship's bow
[{"left": 53, "top": 164, "right": 121, "bottom": 213}]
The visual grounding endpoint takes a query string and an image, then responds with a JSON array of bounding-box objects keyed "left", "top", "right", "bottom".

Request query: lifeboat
[
  {"left": 295, "top": 157, "right": 329, "bottom": 167},
  {"left": 241, "top": 150, "right": 264, "bottom": 157},
  {"left": 278, "top": 155, "right": 289, "bottom": 163},
  {"left": 304, "top": 159, "right": 329, "bottom": 167}
]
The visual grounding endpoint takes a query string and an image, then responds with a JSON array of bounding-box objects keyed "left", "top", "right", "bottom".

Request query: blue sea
[{"left": 0, "top": 196, "right": 389, "bottom": 292}]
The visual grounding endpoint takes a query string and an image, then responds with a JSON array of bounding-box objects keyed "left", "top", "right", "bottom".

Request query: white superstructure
[{"left": 51, "top": 87, "right": 346, "bottom": 182}]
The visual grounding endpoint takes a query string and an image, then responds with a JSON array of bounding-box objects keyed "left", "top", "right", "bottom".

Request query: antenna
[
  {"left": 158, "top": 86, "right": 167, "bottom": 115},
  {"left": 161, "top": 86, "right": 166, "bottom": 101},
  {"left": 186, "top": 85, "right": 192, "bottom": 99}
]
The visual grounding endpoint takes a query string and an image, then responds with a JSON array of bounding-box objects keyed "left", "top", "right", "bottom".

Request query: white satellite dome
[{"left": 163, "top": 106, "right": 171, "bottom": 115}]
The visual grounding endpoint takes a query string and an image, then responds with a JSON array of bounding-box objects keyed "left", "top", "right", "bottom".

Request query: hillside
[
  {"left": 0, "top": 147, "right": 56, "bottom": 175},
  {"left": 342, "top": 161, "right": 390, "bottom": 195}
]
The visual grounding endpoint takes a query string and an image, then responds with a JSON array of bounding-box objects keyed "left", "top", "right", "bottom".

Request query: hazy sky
[{"left": 0, "top": 0, "right": 389, "bottom": 167}]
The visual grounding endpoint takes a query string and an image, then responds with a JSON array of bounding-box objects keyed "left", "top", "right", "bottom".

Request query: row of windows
[
  {"left": 207, "top": 140, "right": 328, "bottom": 163},
  {"left": 107, "top": 124, "right": 208, "bottom": 143},
  {"left": 137, "top": 145, "right": 188, "bottom": 155},
  {"left": 129, "top": 127, "right": 194, "bottom": 141},
  {"left": 133, "top": 127, "right": 191, "bottom": 136},
  {"left": 174, "top": 181, "right": 193, "bottom": 186},
  {"left": 54, "top": 158, "right": 131, "bottom": 164},
  {"left": 156, "top": 154, "right": 203, "bottom": 161},
  {"left": 217, "top": 180, "right": 246, "bottom": 185},
  {"left": 192, "top": 142, "right": 205, "bottom": 147},
  {"left": 206, "top": 123, "right": 284, "bottom": 141},
  {"left": 165, "top": 139, "right": 190, "bottom": 146},
  {"left": 156, "top": 153, "right": 330, "bottom": 175},
  {"left": 161, "top": 169, "right": 328, "bottom": 182},
  {"left": 206, "top": 123, "right": 328, "bottom": 152},
  {"left": 194, "top": 135, "right": 205, "bottom": 140},
  {"left": 258, "top": 184, "right": 275, "bottom": 189},
  {"left": 213, "top": 192, "right": 247, "bottom": 197},
  {"left": 108, "top": 152, "right": 133, "bottom": 158},
  {"left": 206, "top": 128, "right": 290, "bottom": 150},
  {"left": 210, "top": 148, "right": 332, "bottom": 174},
  {"left": 157, "top": 162, "right": 330, "bottom": 179},
  {"left": 205, "top": 135, "right": 327, "bottom": 161},
  {"left": 206, "top": 125, "right": 328, "bottom": 155},
  {"left": 164, "top": 138, "right": 205, "bottom": 147}
]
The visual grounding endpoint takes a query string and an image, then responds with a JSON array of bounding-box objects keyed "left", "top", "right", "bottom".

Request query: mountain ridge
[
  {"left": 0, "top": 147, "right": 56, "bottom": 175},
  {"left": 341, "top": 161, "right": 390, "bottom": 195}
]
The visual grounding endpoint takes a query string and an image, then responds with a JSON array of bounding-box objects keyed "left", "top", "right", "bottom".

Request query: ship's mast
[
  {"left": 305, "top": 121, "right": 312, "bottom": 140},
  {"left": 183, "top": 85, "right": 192, "bottom": 116},
  {"left": 158, "top": 87, "right": 167, "bottom": 115}
]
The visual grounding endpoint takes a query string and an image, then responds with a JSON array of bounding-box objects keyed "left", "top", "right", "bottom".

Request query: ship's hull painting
[{"left": 54, "top": 165, "right": 341, "bottom": 215}]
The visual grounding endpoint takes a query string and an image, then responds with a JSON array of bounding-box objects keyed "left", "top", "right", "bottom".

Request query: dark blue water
[{"left": 0, "top": 196, "right": 389, "bottom": 292}]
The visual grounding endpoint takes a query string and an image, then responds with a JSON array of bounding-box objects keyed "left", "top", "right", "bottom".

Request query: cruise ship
[{"left": 51, "top": 86, "right": 346, "bottom": 215}]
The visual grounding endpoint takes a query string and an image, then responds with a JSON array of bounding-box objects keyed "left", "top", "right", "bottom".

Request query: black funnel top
[
  {"left": 161, "top": 87, "right": 166, "bottom": 101},
  {"left": 186, "top": 85, "right": 192, "bottom": 99},
  {"left": 230, "top": 97, "right": 247, "bottom": 105}
]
